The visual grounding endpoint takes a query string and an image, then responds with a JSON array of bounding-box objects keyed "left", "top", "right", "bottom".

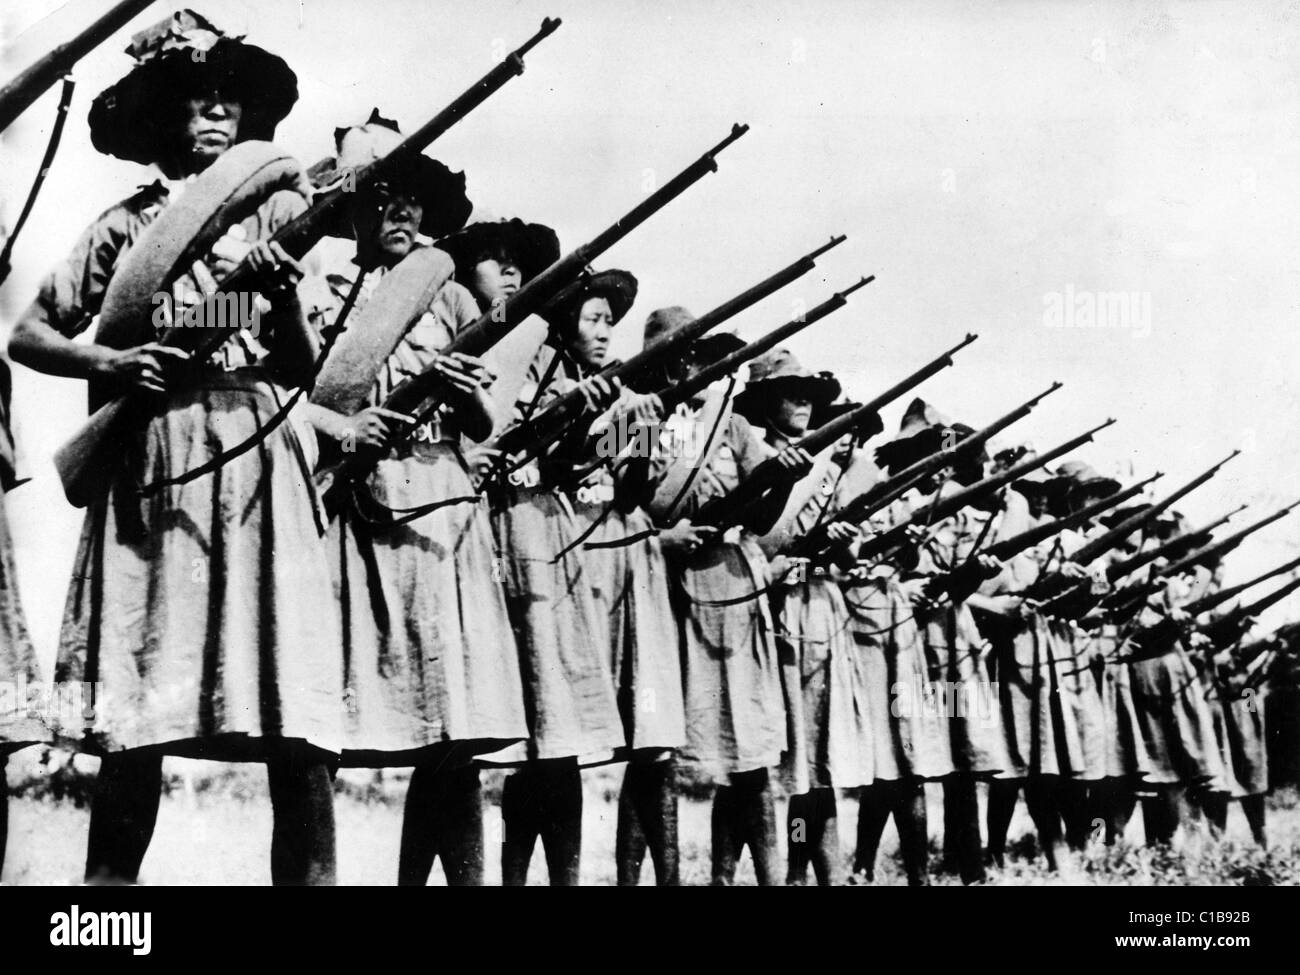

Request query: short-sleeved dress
[
  {"left": 762, "top": 450, "right": 874, "bottom": 793},
  {"left": 568, "top": 395, "right": 686, "bottom": 756},
  {"left": 841, "top": 478, "right": 954, "bottom": 782},
  {"left": 647, "top": 403, "right": 788, "bottom": 780},
  {"left": 302, "top": 244, "right": 528, "bottom": 766},
  {"left": 29, "top": 181, "right": 344, "bottom": 758},
  {"left": 0, "top": 363, "right": 45, "bottom": 754},
  {"left": 483, "top": 352, "right": 625, "bottom": 765}
]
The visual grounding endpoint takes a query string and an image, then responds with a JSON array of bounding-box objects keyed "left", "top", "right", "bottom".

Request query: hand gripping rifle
[
  {"left": 54, "top": 18, "right": 564, "bottom": 506},
  {"left": 1027, "top": 450, "right": 1239, "bottom": 608},
  {"left": 488, "top": 234, "right": 845, "bottom": 472},
  {"left": 851, "top": 418, "right": 1117, "bottom": 566},
  {"left": 312, "top": 121, "right": 752, "bottom": 506},
  {"left": 1097, "top": 499, "right": 1298, "bottom": 621},
  {"left": 567, "top": 275, "right": 876, "bottom": 482},
  {"left": 690, "top": 334, "right": 981, "bottom": 532},
  {"left": 788, "top": 379, "right": 1062, "bottom": 559},
  {"left": 921, "top": 472, "right": 1164, "bottom": 604}
]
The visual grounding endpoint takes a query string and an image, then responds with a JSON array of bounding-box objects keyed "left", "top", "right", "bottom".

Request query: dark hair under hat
[
  {"left": 439, "top": 219, "right": 561, "bottom": 285},
  {"left": 89, "top": 10, "right": 298, "bottom": 166},
  {"left": 306, "top": 109, "right": 472, "bottom": 240},
  {"left": 542, "top": 268, "right": 639, "bottom": 330},
  {"left": 733, "top": 349, "right": 841, "bottom": 427}
]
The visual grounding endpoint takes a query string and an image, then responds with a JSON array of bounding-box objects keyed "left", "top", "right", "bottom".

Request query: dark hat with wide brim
[
  {"left": 89, "top": 11, "right": 297, "bottom": 166},
  {"left": 306, "top": 110, "right": 472, "bottom": 240},
  {"left": 733, "top": 349, "right": 841, "bottom": 426},
  {"left": 540, "top": 268, "right": 639, "bottom": 329},
  {"left": 641, "top": 306, "right": 744, "bottom": 363},
  {"left": 811, "top": 398, "right": 885, "bottom": 442},
  {"left": 873, "top": 397, "right": 959, "bottom": 472},
  {"left": 439, "top": 218, "right": 560, "bottom": 284}
]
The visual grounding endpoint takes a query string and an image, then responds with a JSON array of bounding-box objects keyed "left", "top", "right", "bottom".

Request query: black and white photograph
[{"left": 0, "top": 0, "right": 1296, "bottom": 924}]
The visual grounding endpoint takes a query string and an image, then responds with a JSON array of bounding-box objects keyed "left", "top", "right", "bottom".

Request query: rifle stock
[{"left": 55, "top": 19, "right": 563, "bottom": 506}]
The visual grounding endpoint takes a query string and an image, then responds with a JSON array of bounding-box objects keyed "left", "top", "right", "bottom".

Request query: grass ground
[{"left": 4, "top": 758, "right": 1299, "bottom": 885}]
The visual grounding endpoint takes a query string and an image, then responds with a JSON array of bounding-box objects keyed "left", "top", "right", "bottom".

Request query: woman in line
[
  {"left": 300, "top": 116, "right": 528, "bottom": 886},
  {"left": 737, "top": 351, "right": 874, "bottom": 885},
  {"left": 483, "top": 270, "right": 633, "bottom": 885},
  {"left": 9, "top": 11, "right": 341, "bottom": 884},
  {"left": 646, "top": 338, "right": 811, "bottom": 885}
]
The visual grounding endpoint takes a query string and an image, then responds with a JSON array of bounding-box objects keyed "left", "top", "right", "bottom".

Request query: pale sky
[{"left": 2, "top": 0, "right": 1299, "bottom": 664}]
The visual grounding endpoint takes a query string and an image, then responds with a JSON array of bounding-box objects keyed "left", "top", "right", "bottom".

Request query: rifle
[
  {"left": 1126, "top": 575, "right": 1300, "bottom": 665},
  {"left": 922, "top": 473, "right": 1163, "bottom": 603},
  {"left": 310, "top": 121, "right": 750, "bottom": 505},
  {"left": 1186, "top": 554, "right": 1300, "bottom": 618},
  {"left": 1099, "top": 500, "right": 1299, "bottom": 621},
  {"left": 567, "top": 275, "right": 875, "bottom": 481},
  {"left": 490, "top": 234, "right": 845, "bottom": 471},
  {"left": 0, "top": 0, "right": 156, "bottom": 133},
  {"left": 1028, "top": 450, "right": 1239, "bottom": 606},
  {"left": 691, "top": 333, "right": 980, "bottom": 531},
  {"left": 852, "top": 418, "right": 1117, "bottom": 564},
  {"left": 54, "top": 18, "right": 565, "bottom": 506},
  {"left": 1105, "top": 504, "right": 1248, "bottom": 584},
  {"left": 787, "top": 380, "right": 1063, "bottom": 558}
]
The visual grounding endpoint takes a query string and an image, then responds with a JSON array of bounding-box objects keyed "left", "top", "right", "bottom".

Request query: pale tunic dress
[
  {"left": 762, "top": 453, "right": 873, "bottom": 792},
  {"left": 649, "top": 408, "right": 788, "bottom": 780},
  {"left": 28, "top": 182, "right": 344, "bottom": 757},
  {"left": 302, "top": 247, "right": 528, "bottom": 765},
  {"left": 568, "top": 398, "right": 686, "bottom": 755},
  {"left": 484, "top": 353, "right": 625, "bottom": 765}
]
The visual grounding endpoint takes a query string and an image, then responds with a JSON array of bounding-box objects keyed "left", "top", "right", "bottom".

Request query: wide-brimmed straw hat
[
  {"left": 540, "top": 268, "right": 639, "bottom": 329},
  {"left": 642, "top": 306, "right": 746, "bottom": 362},
  {"left": 439, "top": 218, "right": 560, "bottom": 284},
  {"left": 89, "top": 9, "right": 298, "bottom": 166},
  {"left": 874, "top": 398, "right": 955, "bottom": 471},
  {"left": 732, "top": 348, "right": 841, "bottom": 425},
  {"left": 306, "top": 109, "right": 472, "bottom": 240}
]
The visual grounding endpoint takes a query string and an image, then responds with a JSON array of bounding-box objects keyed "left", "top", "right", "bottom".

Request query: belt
[{"left": 572, "top": 482, "right": 616, "bottom": 506}]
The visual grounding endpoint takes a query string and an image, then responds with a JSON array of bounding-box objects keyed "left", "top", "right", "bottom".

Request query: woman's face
[
  {"left": 353, "top": 188, "right": 425, "bottom": 266},
  {"left": 176, "top": 90, "right": 243, "bottom": 175},
  {"left": 566, "top": 296, "right": 614, "bottom": 370},
  {"left": 770, "top": 392, "right": 812, "bottom": 438},
  {"left": 470, "top": 257, "right": 523, "bottom": 308}
]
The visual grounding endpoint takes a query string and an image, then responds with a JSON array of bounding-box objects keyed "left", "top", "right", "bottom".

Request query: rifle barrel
[{"left": 0, "top": 0, "right": 156, "bottom": 132}]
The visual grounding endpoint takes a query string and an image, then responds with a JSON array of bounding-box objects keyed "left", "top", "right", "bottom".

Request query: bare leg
[
  {"left": 85, "top": 751, "right": 164, "bottom": 883},
  {"left": 267, "top": 748, "right": 337, "bottom": 886}
]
